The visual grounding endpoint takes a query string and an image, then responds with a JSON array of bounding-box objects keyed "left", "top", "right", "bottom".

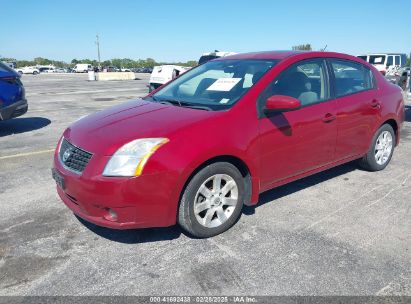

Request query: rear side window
[{"left": 330, "top": 59, "right": 374, "bottom": 97}]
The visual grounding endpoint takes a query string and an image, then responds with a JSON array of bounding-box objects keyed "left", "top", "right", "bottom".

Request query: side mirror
[{"left": 264, "top": 95, "right": 301, "bottom": 114}]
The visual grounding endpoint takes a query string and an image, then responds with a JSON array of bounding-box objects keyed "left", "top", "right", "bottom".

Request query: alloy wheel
[
  {"left": 374, "top": 131, "right": 393, "bottom": 165},
  {"left": 193, "top": 174, "right": 239, "bottom": 228}
]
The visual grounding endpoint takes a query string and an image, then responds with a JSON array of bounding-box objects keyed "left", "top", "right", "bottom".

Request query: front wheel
[
  {"left": 358, "top": 124, "right": 395, "bottom": 171},
  {"left": 33, "top": 71, "right": 38, "bottom": 75},
  {"left": 178, "top": 162, "right": 245, "bottom": 238}
]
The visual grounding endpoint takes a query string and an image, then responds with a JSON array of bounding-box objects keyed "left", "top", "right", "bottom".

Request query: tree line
[{"left": 0, "top": 57, "right": 198, "bottom": 69}]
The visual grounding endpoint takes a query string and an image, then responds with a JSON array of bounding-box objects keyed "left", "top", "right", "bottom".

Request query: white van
[
  {"left": 73, "top": 64, "right": 92, "bottom": 73},
  {"left": 149, "top": 65, "right": 191, "bottom": 92},
  {"left": 357, "top": 53, "right": 407, "bottom": 75}
]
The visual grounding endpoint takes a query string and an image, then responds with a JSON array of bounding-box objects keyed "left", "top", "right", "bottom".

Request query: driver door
[{"left": 257, "top": 58, "right": 338, "bottom": 189}]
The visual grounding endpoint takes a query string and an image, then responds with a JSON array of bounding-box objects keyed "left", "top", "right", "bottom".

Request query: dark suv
[{"left": 0, "top": 62, "right": 28, "bottom": 121}]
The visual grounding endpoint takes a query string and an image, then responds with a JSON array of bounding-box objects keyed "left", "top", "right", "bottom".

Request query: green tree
[
  {"left": 0, "top": 57, "right": 17, "bottom": 62},
  {"left": 292, "top": 44, "right": 312, "bottom": 51},
  {"left": 144, "top": 58, "right": 156, "bottom": 68},
  {"left": 34, "top": 57, "right": 52, "bottom": 65},
  {"left": 110, "top": 58, "right": 121, "bottom": 68},
  {"left": 185, "top": 60, "right": 198, "bottom": 67},
  {"left": 101, "top": 60, "right": 112, "bottom": 67}
]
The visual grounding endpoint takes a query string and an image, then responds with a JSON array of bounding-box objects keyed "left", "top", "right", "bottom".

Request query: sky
[{"left": 2, "top": 0, "right": 410, "bottom": 63}]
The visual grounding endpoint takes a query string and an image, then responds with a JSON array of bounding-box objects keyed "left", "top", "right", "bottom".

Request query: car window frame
[
  {"left": 326, "top": 58, "right": 377, "bottom": 99},
  {"left": 257, "top": 57, "right": 331, "bottom": 119}
]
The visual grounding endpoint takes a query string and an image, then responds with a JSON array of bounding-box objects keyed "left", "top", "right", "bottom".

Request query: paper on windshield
[
  {"left": 206, "top": 78, "right": 241, "bottom": 91},
  {"left": 374, "top": 57, "right": 383, "bottom": 64}
]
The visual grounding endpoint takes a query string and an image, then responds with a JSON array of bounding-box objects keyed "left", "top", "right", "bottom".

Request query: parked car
[
  {"left": 52, "top": 51, "right": 404, "bottom": 238},
  {"left": 15, "top": 66, "right": 40, "bottom": 75},
  {"left": 0, "top": 62, "right": 28, "bottom": 121},
  {"left": 103, "top": 66, "right": 119, "bottom": 72},
  {"left": 357, "top": 53, "right": 407, "bottom": 75},
  {"left": 73, "top": 64, "right": 93, "bottom": 73},
  {"left": 38, "top": 66, "right": 55, "bottom": 73},
  {"left": 55, "top": 68, "right": 67, "bottom": 73},
  {"left": 3, "top": 61, "right": 17, "bottom": 69}
]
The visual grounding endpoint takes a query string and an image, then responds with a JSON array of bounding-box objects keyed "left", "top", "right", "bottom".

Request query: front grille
[{"left": 59, "top": 139, "right": 93, "bottom": 174}]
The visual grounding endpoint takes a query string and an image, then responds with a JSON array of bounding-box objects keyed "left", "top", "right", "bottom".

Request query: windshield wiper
[
  {"left": 154, "top": 98, "right": 212, "bottom": 111},
  {"left": 184, "top": 105, "right": 212, "bottom": 111},
  {"left": 159, "top": 98, "right": 183, "bottom": 107}
]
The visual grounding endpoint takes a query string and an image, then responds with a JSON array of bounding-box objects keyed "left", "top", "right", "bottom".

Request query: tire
[
  {"left": 33, "top": 71, "right": 38, "bottom": 75},
  {"left": 178, "top": 162, "right": 246, "bottom": 238},
  {"left": 358, "top": 124, "right": 395, "bottom": 171}
]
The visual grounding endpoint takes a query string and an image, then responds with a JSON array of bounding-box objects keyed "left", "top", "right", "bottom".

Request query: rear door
[{"left": 328, "top": 58, "right": 379, "bottom": 160}]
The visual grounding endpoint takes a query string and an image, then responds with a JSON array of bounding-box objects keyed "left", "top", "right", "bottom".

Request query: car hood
[{"left": 63, "top": 99, "right": 216, "bottom": 155}]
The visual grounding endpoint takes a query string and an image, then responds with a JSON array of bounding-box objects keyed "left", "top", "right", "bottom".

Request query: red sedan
[{"left": 52, "top": 51, "right": 405, "bottom": 238}]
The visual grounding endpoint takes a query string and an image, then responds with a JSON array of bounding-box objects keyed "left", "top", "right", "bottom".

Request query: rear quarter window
[{"left": 330, "top": 59, "right": 375, "bottom": 97}]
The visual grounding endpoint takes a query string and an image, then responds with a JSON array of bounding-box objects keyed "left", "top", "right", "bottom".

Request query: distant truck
[
  {"left": 357, "top": 53, "right": 407, "bottom": 75},
  {"left": 148, "top": 65, "right": 191, "bottom": 92},
  {"left": 73, "top": 64, "right": 93, "bottom": 73}
]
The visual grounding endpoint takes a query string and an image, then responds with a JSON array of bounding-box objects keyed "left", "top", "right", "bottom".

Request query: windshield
[{"left": 149, "top": 59, "right": 278, "bottom": 110}]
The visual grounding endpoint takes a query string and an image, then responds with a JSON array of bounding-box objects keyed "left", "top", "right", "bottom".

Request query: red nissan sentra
[{"left": 52, "top": 51, "right": 404, "bottom": 238}]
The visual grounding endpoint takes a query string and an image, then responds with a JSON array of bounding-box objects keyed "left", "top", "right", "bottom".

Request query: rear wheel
[
  {"left": 178, "top": 162, "right": 245, "bottom": 238},
  {"left": 358, "top": 124, "right": 395, "bottom": 171},
  {"left": 33, "top": 71, "right": 38, "bottom": 75}
]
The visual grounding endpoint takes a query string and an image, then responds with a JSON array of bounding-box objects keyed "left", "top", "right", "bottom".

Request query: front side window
[
  {"left": 394, "top": 56, "right": 401, "bottom": 66},
  {"left": 150, "top": 59, "right": 278, "bottom": 110},
  {"left": 387, "top": 56, "right": 393, "bottom": 66},
  {"left": 258, "top": 59, "right": 329, "bottom": 108},
  {"left": 330, "top": 59, "right": 374, "bottom": 97}
]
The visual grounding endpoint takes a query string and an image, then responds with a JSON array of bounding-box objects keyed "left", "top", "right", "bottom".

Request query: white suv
[
  {"left": 16, "top": 66, "right": 40, "bottom": 75},
  {"left": 357, "top": 53, "right": 407, "bottom": 75}
]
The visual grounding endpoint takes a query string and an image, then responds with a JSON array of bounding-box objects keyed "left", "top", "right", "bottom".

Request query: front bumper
[
  {"left": 53, "top": 152, "right": 180, "bottom": 230},
  {"left": 0, "top": 99, "right": 28, "bottom": 121}
]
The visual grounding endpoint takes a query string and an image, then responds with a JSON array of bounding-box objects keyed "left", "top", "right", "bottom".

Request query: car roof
[{"left": 217, "top": 50, "right": 370, "bottom": 65}]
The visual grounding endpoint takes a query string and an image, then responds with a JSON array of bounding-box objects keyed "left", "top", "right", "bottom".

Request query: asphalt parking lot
[{"left": 0, "top": 74, "right": 410, "bottom": 296}]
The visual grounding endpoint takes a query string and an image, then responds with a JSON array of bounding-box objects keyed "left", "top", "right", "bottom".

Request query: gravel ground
[{"left": 0, "top": 74, "right": 410, "bottom": 296}]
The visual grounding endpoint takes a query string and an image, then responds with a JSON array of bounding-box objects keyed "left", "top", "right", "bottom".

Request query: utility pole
[{"left": 95, "top": 34, "right": 101, "bottom": 68}]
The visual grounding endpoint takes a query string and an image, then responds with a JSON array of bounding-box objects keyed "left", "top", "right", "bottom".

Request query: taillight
[
  {"left": 380, "top": 70, "right": 386, "bottom": 76},
  {"left": 0, "top": 76, "right": 17, "bottom": 84}
]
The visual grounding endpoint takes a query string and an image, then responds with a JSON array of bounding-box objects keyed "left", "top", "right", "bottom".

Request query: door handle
[
  {"left": 322, "top": 113, "right": 336, "bottom": 123},
  {"left": 371, "top": 99, "right": 381, "bottom": 109}
]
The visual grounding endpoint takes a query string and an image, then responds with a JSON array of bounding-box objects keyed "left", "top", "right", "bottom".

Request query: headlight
[{"left": 103, "top": 138, "right": 169, "bottom": 177}]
